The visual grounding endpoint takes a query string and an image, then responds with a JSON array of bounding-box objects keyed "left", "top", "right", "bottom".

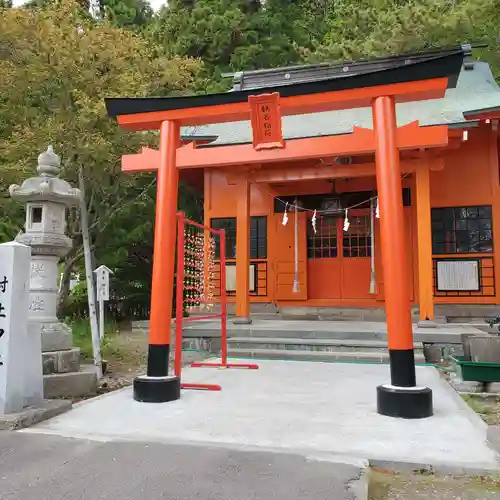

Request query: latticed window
[
  {"left": 307, "top": 213, "right": 372, "bottom": 258},
  {"left": 211, "top": 217, "right": 267, "bottom": 259},
  {"left": 211, "top": 218, "right": 237, "bottom": 258},
  {"left": 307, "top": 215, "right": 338, "bottom": 258},
  {"left": 343, "top": 214, "right": 372, "bottom": 257},
  {"left": 431, "top": 206, "right": 493, "bottom": 254},
  {"left": 250, "top": 216, "right": 267, "bottom": 259}
]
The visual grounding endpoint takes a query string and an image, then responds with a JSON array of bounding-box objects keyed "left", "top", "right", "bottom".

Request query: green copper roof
[{"left": 183, "top": 60, "right": 500, "bottom": 147}]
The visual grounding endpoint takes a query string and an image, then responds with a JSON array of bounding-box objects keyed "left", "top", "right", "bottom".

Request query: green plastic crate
[{"left": 453, "top": 356, "right": 500, "bottom": 383}]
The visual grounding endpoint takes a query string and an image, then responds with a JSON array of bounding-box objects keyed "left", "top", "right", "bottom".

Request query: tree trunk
[{"left": 56, "top": 252, "right": 78, "bottom": 318}]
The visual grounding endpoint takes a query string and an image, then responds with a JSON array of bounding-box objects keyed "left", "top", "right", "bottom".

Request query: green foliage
[
  {"left": 0, "top": 0, "right": 200, "bottom": 315},
  {"left": 148, "top": 0, "right": 500, "bottom": 91},
  {"left": 302, "top": 0, "right": 500, "bottom": 72},
  {"left": 3, "top": 0, "right": 500, "bottom": 322},
  {"left": 25, "top": 0, "right": 91, "bottom": 10},
  {"left": 149, "top": 0, "right": 312, "bottom": 91},
  {"left": 99, "top": 0, "right": 154, "bottom": 28},
  {"left": 25, "top": 0, "right": 154, "bottom": 29}
]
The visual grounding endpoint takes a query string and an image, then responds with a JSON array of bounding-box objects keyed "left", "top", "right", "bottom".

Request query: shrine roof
[
  {"left": 185, "top": 59, "right": 500, "bottom": 147},
  {"left": 106, "top": 47, "right": 464, "bottom": 120}
]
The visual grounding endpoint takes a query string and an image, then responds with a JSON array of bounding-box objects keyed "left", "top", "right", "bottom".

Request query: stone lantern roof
[
  {"left": 9, "top": 146, "right": 81, "bottom": 257},
  {"left": 9, "top": 146, "right": 81, "bottom": 205}
]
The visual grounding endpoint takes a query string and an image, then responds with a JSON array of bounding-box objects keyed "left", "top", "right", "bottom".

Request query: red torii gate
[{"left": 106, "top": 47, "right": 465, "bottom": 418}]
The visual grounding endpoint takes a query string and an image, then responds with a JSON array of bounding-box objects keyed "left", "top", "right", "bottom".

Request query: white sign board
[
  {"left": 93, "top": 265, "right": 113, "bottom": 341},
  {"left": 225, "top": 264, "right": 255, "bottom": 293},
  {"left": 0, "top": 242, "right": 32, "bottom": 414},
  {"left": 436, "top": 259, "right": 480, "bottom": 292},
  {"left": 94, "top": 265, "right": 112, "bottom": 301}
]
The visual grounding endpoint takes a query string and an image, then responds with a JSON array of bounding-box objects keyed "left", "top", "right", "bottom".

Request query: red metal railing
[
  {"left": 189, "top": 226, "right": 258, "bottom": 370},
  {"left": 174, "top": 212, "right": 224, "bottom": 391},
  {"left": 175, "top": 213, "right": 258, "bottom": 385}
]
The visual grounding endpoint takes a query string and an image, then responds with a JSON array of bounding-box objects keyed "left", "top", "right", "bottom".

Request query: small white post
[
  {"left": 79, "top": 168, "right": 102, "bottom": 378},
  {"left": 0, "top": 242, "right": 42, "bottom": 414},
  {"left": 94, "top": 265, "right": 112, "bottom": 341},
  {"left": 99, "top": 297, "right": 105, "bottom": 341}
]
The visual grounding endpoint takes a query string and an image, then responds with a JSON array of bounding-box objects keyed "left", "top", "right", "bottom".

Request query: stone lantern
[{"left": 9, "top": 146, "right": 97, "bottom": 398}]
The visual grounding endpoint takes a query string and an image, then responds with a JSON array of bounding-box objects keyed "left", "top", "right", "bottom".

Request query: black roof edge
[
  {"left": 106, "top": 48, "right": 465, "bottom": 119},
  {"left": 446, "top": 121, "right": 480, "bottom": 129},
  {"left": 222, "top": 42, "right": 484, "bottom": 80},
  {"left": 181, "top": 134, "right": 219, "bottom": 143},
  {"left": 463, "top": 105, "right": 500, "bottom": 117}
]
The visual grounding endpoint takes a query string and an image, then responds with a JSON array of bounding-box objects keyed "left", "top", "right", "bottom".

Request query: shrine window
[
  {"left": 431, "top": 206, "right": 493, "bottom": 254},
  {"left": 211, "top": 218, "right": 237, "bottom": 258},
  {"left": 307, "top": 215, "right": 338, "bottom": 258},
  {"left": 250, "top": 216, "right": 267, "bottom": 259},
  {"left": 211, "top": 217, "right": 267, "bottom": 259},
  {"left": 343, "top": 214, "right": 372, "bottom": 258}
]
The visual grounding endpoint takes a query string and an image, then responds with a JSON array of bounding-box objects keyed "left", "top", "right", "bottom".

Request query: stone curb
[
  {"left": 431, "top": 368, "right": 490, "bottom": 432},
  {"left": 0, "top": 399, "right": 71, "bottom": 430},
  {"left": 460, "top": 391, "right": 500, "bottom": 398},
  {"left": 347, "top": 469, "right": 369, "bottom": 500}
]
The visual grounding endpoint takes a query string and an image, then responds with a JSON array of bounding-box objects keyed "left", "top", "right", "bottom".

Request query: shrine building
[
  {"left": 109, "top": 45, "right": 500, "bottom": 324},
  {"left": 198, "top": 51, "right": 500, "bottom": 322},
  {"left": 106, "top": 44, "right": 500, "bottom": 412}
]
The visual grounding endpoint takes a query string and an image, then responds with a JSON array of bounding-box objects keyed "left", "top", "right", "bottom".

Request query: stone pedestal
[
  {"left": 28, "top": 254, "right": 73, "bottom": 352},
  {"left": 9, "top": 146, "right": 97, "bottom": 398}
]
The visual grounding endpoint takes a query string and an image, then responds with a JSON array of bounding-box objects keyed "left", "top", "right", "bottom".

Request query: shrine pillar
[
  {"left": 234, "top": 176, "right": 252, "bottom": 324},
  {"left": 415, "top": 160, "right": 435, "bottom": 323},
  {"left": 133, "top": 120, "right": 181, "bottom": 403},
  {"left": 373, "top": 96, "right": 433, "bottom": 419}
]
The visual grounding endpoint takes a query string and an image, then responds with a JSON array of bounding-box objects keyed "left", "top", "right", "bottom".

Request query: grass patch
[
  {"left": 462, "top": 394, "right": 500, "bottom": 425},
  {"left": 69, "top": 317, "right": 123, "bottom": 361}
]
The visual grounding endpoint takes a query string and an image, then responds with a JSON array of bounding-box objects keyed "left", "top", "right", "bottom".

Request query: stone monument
[
  {"left": 0, "top": 241, "right": 71, "bottom": 429},
  {"left": 0, "top": 241, "right": 39, "bottom": 413},
  {"left": 9, "top": 146, "right": 97, "bottom": 398}
]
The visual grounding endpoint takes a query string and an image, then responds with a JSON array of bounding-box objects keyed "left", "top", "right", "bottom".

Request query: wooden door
[
  {"left": 273, "top": 211, "right": 308, "bottom": 300},
  {"left": 340, "top": 210, "right": 374, "bottom": 299},
  {"left": 307, "top": 214, "right": 342, "bottom": 299}
]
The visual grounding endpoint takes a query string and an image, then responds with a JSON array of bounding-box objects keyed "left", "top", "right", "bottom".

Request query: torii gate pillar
[
  {"left": 373, "top": 96, "right": 433, "bottom": 419},
  {"left": 133, "top": 120, "right": 181, "bottom": 403}
]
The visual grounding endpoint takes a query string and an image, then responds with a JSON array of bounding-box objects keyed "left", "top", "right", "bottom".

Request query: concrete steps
[
  {"left": 228, "top": 348, "right": 426, "bottom": 363},
  {"left": 184, "top": 304, "right": 499, "bottom": 323},
  {"left": 227, "top": 337, "right": 426, "bottom": 363}
]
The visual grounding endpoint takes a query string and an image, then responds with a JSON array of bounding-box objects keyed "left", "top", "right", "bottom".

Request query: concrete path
[
  {"left": 23, "top": 360, "right": 499, "bottom": 472},
  {"left": 0, "top": 432, "right": 364, "bottom": 500}
]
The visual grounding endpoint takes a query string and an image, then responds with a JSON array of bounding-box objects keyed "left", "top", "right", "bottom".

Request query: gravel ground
[
  {"left": 75, "top": 327, "right": 210, "bottom": 401},
  {"left": 369, "top": 470, "right": 500, "bottom": 499}
]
